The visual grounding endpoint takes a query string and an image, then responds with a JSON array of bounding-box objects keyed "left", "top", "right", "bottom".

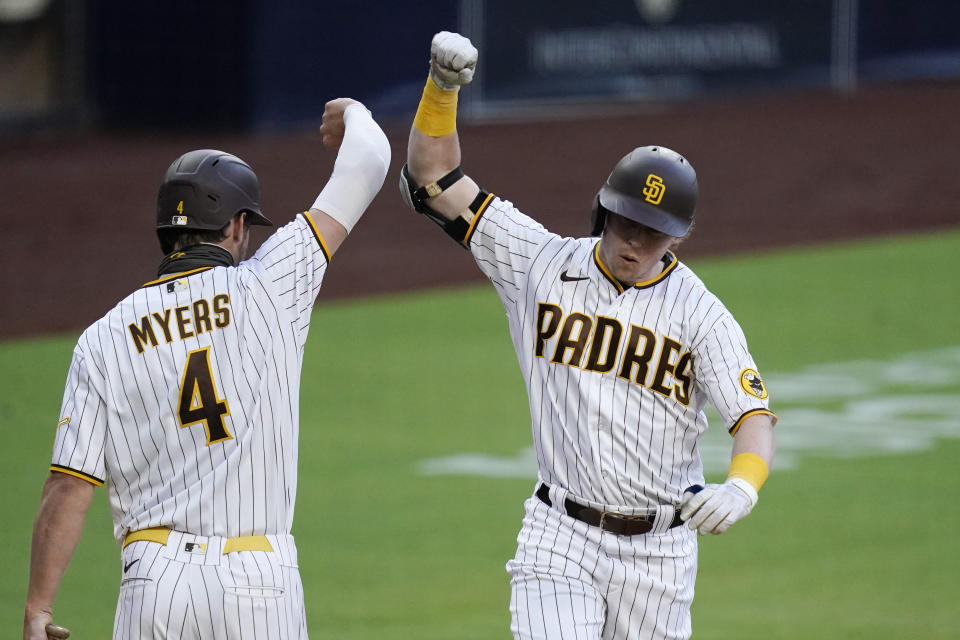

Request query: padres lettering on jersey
[
  {"left": 466, "top": 196, "right": 774, "bottom": 509},
  {"left": 51, "top": 212, "right": 330, "bottom": 542},
  {"left": 534, "top": 303, "right": 693, "bottom": 406}
]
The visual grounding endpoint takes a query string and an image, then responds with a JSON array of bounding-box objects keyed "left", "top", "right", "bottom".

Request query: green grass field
[{"left": 3, "top": 229, "right": 958, "bottom": 638}]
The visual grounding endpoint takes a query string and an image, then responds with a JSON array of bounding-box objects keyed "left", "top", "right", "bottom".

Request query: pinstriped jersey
[
  {"left": 468, "top": 196, "right": 775, "bottom": 511},
  {"left": 51, "top": 213, "right": 329, "bottom": 543}
]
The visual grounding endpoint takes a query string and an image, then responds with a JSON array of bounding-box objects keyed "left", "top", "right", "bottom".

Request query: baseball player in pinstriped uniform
[
  {"left": 24, "top": 98, "right": 390, "bottom": 640},
  {"left": 401, "top": 33, "right": 777, "bottom": 639}
]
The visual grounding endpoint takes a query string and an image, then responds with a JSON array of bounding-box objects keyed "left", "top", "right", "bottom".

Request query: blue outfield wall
[
  {"left": 81, "top": 0, "right": 960, "bottom": 131},
  {"left": 858, "top": 1, "right": 960, "bottom": 81},
  {"left": 244, "top": 1, "right": 459, "bottom": 129},
  {"left": 466, "top": 0, "right": 960, "bottom": 112},
  {"left": 83, "top": 0, "right": 457, "bottom": 131},
  {"left": 469, "top": 0, "right": 837, "bottom": 105}
]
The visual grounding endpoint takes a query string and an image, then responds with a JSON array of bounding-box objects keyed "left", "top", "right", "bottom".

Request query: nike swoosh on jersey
[
  {"left": 124, "top": 559, "right": 140, "bottom": 573},
  {"left": 560, "top": 270, "right": 590, "bottom": 282}
]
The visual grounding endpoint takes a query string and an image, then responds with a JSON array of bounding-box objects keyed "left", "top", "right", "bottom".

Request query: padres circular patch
[{"left": 739, "top": 369, "right": 768, "bottom": 399}]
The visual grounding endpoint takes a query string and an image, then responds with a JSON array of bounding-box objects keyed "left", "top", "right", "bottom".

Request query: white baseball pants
[
  {"left": 113, "top": 531, "right": 307, "bottom": 639},
  {"left": 507, "top": 488, "right": 698, "bottom": 640}
]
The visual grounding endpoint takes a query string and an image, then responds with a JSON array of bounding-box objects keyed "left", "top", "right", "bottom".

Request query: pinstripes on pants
[
  {"left": 114, "top": 533, "right": 306, "bottom": 639},
  {"left": 508, "top": 495, "right": 697, "bottom": 640}
]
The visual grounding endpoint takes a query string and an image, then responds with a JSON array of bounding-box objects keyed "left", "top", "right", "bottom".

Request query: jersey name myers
[
  {"left": 128, "top": 294, "right": 231, "bottom": 353},
  {"left": 536, "top": 301, "right": 692, "bottom": 406}
]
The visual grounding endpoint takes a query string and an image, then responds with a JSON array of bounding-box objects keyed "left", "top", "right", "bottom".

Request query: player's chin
[{"left": 612, "top": 258, "right": 642, "bottom": 281}]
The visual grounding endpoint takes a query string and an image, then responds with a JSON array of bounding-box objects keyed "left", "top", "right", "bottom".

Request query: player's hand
[
  {"left": 23, "top": 609, "right": 62, "bottom": 640},
  {"left": 680, "top": 478, "right": 758, "bottom": 535},
  {"left": 23, "top": 616, "right": 49, "bottom": 640},
  {"left": 429, "top": 31, "right": 478, "bottom": 90},
  {"left": 44, "top": 624, "right": 71, "bottom": 640},
  {"left": 319, "top": 98, "right": 366, "bottom": 149}
]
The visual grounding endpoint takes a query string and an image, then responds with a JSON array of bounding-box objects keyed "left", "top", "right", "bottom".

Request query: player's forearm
[
  {"left": 407, "top": 65, "right": 464, "bottom": 183},
  {"left": 310, "top": 102, "right": 390, "bottom": 254},
  {"left": 407, "top": 126, "right": 480, "bottom": 221},
  {"left": 405, "top": 34, "right": 481, "bottom": 220},
  {"left": 407, "top": 124, "right": 462, "bottom": 185},
  {"left": 682, "top": 414, "right": 775, "bottom": 534},
  {"left": 731, "top": 414, "right": 776, "bottom": 467},
  {"left": 725, "top": 413, "right": 775, "bottom": 498},
  {"left": 25, "top": 472, "right": 94, "bottom": 617}
]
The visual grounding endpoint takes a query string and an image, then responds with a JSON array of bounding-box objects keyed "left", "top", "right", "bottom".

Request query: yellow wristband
[
  {"left": 727, "top": 452, "right": 769, "bottom": 492},
  {"left": 413, "top": 75, "right": 459, "bottom": 137}
]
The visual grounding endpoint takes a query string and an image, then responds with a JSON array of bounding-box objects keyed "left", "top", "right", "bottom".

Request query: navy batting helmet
[
  {"left": 157, "top": 149, "right": 273, "bottom": 230},
  {"left": 590, "top": 146, "right": 698, "bottom": 237}
]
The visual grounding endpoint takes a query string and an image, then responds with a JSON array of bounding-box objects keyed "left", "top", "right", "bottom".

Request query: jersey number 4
[{"left": 178, "top": 347, "right": 232, "bottom": 445}]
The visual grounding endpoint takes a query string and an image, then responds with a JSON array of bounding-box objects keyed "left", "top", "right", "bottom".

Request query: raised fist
[{"left": 430, "top": 31, "right": 478, "bottom": 90}]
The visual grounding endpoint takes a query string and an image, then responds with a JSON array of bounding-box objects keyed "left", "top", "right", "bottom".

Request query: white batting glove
[
  {"left": 430, "top": 31, "right": 478, "bottom": 90},
  {"left": 680, "top": 478, "right": 758, "bottom": 535}
]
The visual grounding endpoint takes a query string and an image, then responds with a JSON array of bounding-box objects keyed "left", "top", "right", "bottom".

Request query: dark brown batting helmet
[
  {"left": 590, "top": 146, "right": 698, "bottom": 237},
  {"left": 157, "top": 149, "right": 273, "bottom": 230}
]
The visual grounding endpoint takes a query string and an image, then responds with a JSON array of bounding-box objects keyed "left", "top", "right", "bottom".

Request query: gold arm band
[
  {"left": 413, "top": 76, "right": 459, "bottom": 137},
  {"left": 727, "top": 452, "right": 770, "bottom": 492}
]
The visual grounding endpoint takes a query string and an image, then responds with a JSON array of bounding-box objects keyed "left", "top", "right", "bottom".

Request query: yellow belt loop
[
  {"left": 123, "top": 527, "right": 272, "bottom": 553},
  {"left": 123, "top": 526, "right": 171, "bottom": 548},
  {"left": 222, "top": 535, "right": 274, "bottom": 554}
]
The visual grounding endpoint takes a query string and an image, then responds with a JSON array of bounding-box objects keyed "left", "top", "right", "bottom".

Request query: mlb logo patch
[{"left": 172, "top": 215, "right": 188, "bottom": 225}]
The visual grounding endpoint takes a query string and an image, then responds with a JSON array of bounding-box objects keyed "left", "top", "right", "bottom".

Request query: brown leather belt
[{"left": 536, "top": 483, "right": 683, "bottom": 536}]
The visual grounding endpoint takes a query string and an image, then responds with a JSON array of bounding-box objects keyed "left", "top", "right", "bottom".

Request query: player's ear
[{"left": 228, "top": 212, "right": 247, "bottom": 241}]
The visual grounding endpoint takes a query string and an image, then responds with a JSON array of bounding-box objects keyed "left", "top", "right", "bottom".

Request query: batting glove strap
[
  {"left": 725, "top": 476, "right": 759, "bottom": 507},
  {"left": 680, "top": 478, "right": 757, "bottom": 535}
]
